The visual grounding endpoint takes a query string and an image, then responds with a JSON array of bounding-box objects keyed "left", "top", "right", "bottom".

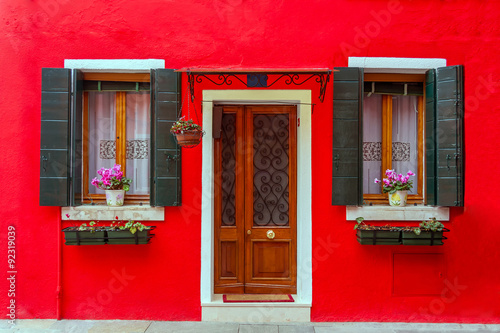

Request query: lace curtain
[
  {"left": 363, "top": 95, "right": 418, "bottom": 195},
  {"left": 88, "top": 92, "right": 150, "bottom": 195}
]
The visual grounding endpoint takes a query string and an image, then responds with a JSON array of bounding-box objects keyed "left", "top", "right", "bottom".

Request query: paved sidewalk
[{"left": 1, "top": 320, "right": 499, "bottom": 333}]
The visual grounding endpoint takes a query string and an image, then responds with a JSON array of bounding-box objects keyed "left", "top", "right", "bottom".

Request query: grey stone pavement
[{"left": 1, "top": 320, "right": 499, "bottom": 333}]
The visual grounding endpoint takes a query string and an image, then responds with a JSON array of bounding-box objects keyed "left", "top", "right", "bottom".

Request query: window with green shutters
[
  {"left": 332, "top": 65, "right": 464, "bottom": 207},
  {"left": 40, "top": 68, "right": 182, "bottom": 207}
]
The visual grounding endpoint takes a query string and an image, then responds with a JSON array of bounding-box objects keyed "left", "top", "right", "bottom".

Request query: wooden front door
[{"left": 214, "top": 105, "right": 297, "bottom": 294}]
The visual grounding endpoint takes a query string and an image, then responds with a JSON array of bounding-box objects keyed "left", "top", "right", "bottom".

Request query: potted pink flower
[
  {"left": 374, "top": 169, "right": 415, "bottom": 207},
  {"left": 91, "top": 164, "right": 132, "bottom": 206}
]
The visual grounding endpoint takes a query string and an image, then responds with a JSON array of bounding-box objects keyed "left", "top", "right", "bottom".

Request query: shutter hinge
[{"left": 454, "top": 200, "right": 460, "bottom": 206}]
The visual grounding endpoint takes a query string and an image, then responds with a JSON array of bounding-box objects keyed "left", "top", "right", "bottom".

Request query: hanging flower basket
[
  {"left": 170, "top": 118, "right": 205, "bottom": 148},
  {"left": 173, "top": 129, "right": 204, "bottom": 147}
]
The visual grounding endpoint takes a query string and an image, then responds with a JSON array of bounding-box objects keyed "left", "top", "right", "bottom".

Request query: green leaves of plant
[
  {"left": 419, "top": 217, "right": 444, "bottom": 232},
  {"left": 354, "top": 217, "right": 364, "bottom": 230}
]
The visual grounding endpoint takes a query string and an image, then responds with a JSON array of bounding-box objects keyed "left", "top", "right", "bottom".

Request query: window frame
[
  {"left": 82, "top": 72, "right": 151, "bottom": 205},
  {"left": 362, "top": 73, "right": 425, "bottom": 205},
  {"left": 41, "top": 63, "right": 182, "bottom": 208}
]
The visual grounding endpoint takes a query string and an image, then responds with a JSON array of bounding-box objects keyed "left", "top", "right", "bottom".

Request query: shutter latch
[
  {"left": 41, "top": 155, "right": 48, "bottom": 173},
  {"left": 333, "top": 154, "right": 340, "bottom": 171},
  {"left": 165, "top": 154, "right": 178, "bottom": 173}
]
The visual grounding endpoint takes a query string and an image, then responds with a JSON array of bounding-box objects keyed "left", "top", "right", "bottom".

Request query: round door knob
[
  {"left": 247, "top": 230, "right": 252, "bottom": 235},
  {"left": 266, "top": 230, "right": 275, "bottom": 240}
]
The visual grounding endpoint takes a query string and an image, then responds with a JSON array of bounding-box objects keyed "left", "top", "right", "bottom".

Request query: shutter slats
[
  {"left": 151, "top": 69, "right": 182, "bottom": 206},
  {"left": 332, "top": 67, "right": 363, "bottom": 206},
  {"left": 435, "top": 65, "right": 464, "bottom": 206},
  {"left": 425, "top": 69, "right": 437, "bottom": 205},
  {"left": 40, "top": 68, "right": 71, "bottom": 206},
  {"left": 426, "top": 65, "right": 465, "bottom": 207},
  {"left": 71, "top": 69, "right": 84, "bottom": 206}
]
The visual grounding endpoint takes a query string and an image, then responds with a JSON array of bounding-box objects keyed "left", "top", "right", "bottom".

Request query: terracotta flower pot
[{"left": 174, "top": 130, "right": 203, "bottom": 147}]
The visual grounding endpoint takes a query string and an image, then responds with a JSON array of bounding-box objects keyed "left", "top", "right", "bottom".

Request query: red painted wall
[{"left": 1, "top": 0, "right": 500, "bottom": 323}]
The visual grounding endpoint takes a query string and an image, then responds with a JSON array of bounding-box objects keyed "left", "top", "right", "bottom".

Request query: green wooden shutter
[
  {"left": 71, "top": 69, "right": 84, "bottom": 206},
  {"left": 40, "top": 68, "right": 71, "bottom": 206},
  {"left": 425, "top": 69, "right": 437, "bottom": 205},
  {"left": 150, "top": 69, "right": 182, "bottom": 206},
  {"left": 332, "top": 67, "right": 363, "bottom": 205},
  {"left": 426, "top": 65, "right": 465, "bottom": 206}
]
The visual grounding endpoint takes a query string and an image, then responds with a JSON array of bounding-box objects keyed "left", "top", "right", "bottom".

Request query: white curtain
[
  {"left": 363, "top": 94, "right": 419, "bottom": 195},
  {"left": 88, "top": 91, "right": 150, "bottom": 196},
  {"left": 392, "top": 95, "right": 418, "bottom": 195},
  {"left": 363, "top": 94, "right": 383, "bottom": 194},
  {"left": 88, "top": 92, "right": 116, "bottom": 195},
  {"left": 126, "top": 92, "right": 150, "bottom": 195}
]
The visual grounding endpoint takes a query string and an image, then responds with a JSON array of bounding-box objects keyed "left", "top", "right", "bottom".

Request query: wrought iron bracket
[{"left": 186, "top": 70, "right": 332, "bottom": 103}]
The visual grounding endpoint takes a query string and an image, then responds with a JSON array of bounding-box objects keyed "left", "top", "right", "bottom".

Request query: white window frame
[
  {"left": 61, "top": 59, "right": 165, "bottom": 221},
  {"left": 347, "top": 57, "right": 449, "bottom": 221}
]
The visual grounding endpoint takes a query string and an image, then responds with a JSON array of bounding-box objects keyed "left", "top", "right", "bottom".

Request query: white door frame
[{"left": 200, "top": 90, "right": 313, "bottom": 307}]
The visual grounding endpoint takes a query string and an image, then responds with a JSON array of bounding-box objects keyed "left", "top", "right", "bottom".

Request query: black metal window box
[{"left": 62, "top": 227, "right": 156, "bottom": 245}]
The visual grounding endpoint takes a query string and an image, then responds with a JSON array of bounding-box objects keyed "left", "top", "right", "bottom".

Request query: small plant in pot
[
  {"left": 374, "top": 169, "right": 415, "bottom": 207},
  {"left": 170, "top": 117, "right": 205, "bottom": 148},
  {"left": 91, "top": 164, "right": 131, "bottom": 206},
  {"left": 62, "top": 221, "right": 106, "bottom": 245},
  {"left": 402, "top": 217, "right": 446, "bottom": 246},
  {"left": 107, "top": 218, "right": 153, "bottom": 245},
  {"left": 354, "top": 217, "right": 402, "bottom": 245}
]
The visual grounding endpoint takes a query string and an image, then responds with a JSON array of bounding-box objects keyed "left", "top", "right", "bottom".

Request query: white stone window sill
[
  {"left": 62, "top": 205, "right": 164, "bottom": 221},
  {"left": 346, "top": 205, "right": 449, "bottom": 221}
]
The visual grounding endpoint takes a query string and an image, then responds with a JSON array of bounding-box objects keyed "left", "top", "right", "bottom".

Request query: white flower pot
[
  {"left": 388, "top": 190, "right": 408, "bottom": 207},
  {"left": 105, "top": 190, "right": 125, "bottom": 206}
]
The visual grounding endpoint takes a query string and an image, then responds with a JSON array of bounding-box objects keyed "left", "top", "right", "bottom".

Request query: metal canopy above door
[{"left": 175, "top": 68, "right": 333, "bottom": 103}]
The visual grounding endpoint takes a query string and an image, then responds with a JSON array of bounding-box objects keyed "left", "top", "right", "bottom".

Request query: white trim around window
[
  {"left": 349, "top": 57, "right": 446, "bottom": 73},
  {"left": 64, "top": 59, "right": 165, "bottom": 72}
]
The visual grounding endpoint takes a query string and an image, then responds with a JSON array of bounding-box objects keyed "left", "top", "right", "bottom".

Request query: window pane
[
  {"left": 363, "top": 94, "right": 382, "bottom": 194},
  {"left": 392, "top": 95, "right": 418, "bottom": 195},
  {"left": 125, "top": 92, "right": 150, "bottom": 195},
  {"left": 88, "top": 92, "right": 116, "bottom": 195}
]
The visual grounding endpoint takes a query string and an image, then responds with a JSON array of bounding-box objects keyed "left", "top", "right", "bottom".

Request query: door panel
[
  {"left": 252, "top": 241, "right": 291, "bottom": 278},
  {"left": 214, "top": 105, "right": 296, "bottom": 294},
  {"left": 214, "top": 107, "right": 245, "bottom": 294},
  {"left": 220, "top": 241, "right": 238, "bottom": 278}
]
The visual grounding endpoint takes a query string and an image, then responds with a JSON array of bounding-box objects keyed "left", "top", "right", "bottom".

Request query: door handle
[
  {"left": 266, "top": 230, "right": 275, "bottom": 240},
  {"left": 247, "top": 230, "right": 251, "bottom": 235}
]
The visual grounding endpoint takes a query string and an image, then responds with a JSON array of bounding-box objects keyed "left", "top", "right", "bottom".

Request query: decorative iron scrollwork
[
  {"left": 221, "top": 114, "right": 237, "bottom": 227},
  {"left": 253, "top": 114, "right": 290, "bottom": 227},
  {"left": 187, "top": 71, "right": 331, "bottom": 103}
]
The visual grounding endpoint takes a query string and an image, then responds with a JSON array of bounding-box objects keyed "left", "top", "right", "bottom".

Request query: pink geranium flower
[
  {"left": 374, "top": 169, "right": 415, "bottom": 194},
  {"left": 90, "top": 164, "right": 132, "bottom": 192}
]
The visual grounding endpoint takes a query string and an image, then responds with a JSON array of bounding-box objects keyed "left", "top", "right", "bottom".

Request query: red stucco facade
[{"left": 1, "top": 0, "right": 500, "bottom": 323}]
